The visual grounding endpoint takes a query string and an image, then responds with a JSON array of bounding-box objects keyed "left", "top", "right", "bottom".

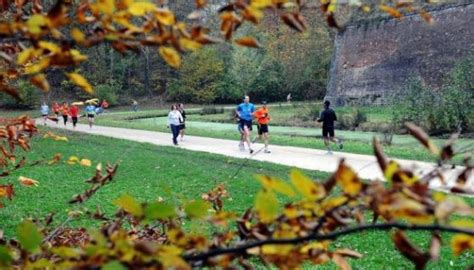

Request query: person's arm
[
  {"left": 167, "top": 112, "right": 171, "bottom": 127},
  {"left": 236, "top": 105, "right": 241, "bottom": 118},
  {"left": 316, "top": 111, "right": 324, "bottom": 122},
  {"left": 178, "top": 111, "right": 183, "bottom": 123},
  {"left": 333, "top": 111, "right": 337, "bottom": 122}
]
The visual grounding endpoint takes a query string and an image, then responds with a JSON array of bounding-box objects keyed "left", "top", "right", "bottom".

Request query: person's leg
[
  {"left": 244, "top": 123, "right": 253, "bottom": 153},
  {"left": 263, "top": 132, "right": 271, "bottom": 153},
  {"left": 72, "top": 117, "right": 77, "bottom": 128},
  {"left": 179, "top": 125, "right": 185, "bottom": 141},
  {"left": 62, "top": 115, "right": 67, "bottom": 126},
  {"left": 172, "top": 125, "right": 179, "bottom": 145}
]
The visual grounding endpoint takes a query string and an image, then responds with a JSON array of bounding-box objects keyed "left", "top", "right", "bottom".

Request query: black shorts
[
  {"left": 180, "top": 124, "right": 186, "bottom": 130},
  {"left": 72, "top": 117, "right": 78, "bottom": 126},
  {"left": 239, "top": 119, "right": 252, "bottom": 131},
  {"left": 322, "top": 126, "right": 335, "bottom": 137},
  {"left": 42, "top": 114, "right": 48, "bottom": 117},
  {"left": 258, "top": 124, "right": 269, "bottom": 135},
  {"left": 87, "top": 114, "right": 95, "bottom": 118}
]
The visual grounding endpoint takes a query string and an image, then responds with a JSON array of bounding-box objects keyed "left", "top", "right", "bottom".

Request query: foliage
[
  {"left": 0, "top": 80, "right": 41, "bottom": 109},
  {"left": 94, "top": 81, "right": 120, "bottom": 106},
  {"left": 168, "top": 48, "right": 226, "bottom": 104},
  {"left": 392, "top": 62, "right": 474, "bottom": 135},
  {"left": 200, "top": 106, "right": 225, "bottom": 115}
]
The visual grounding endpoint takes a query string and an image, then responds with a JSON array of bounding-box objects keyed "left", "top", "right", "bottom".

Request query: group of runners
[
  {"left": 166, "top": 96, "right": 343, "bottom": 155},
  {"left": 235, "top": 96, "right": 343, "bottom": 155},
  {"left": 40, "top": 99, "right": 108, "bottom": 129}
]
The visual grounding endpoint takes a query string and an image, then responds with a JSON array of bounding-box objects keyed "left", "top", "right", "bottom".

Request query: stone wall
[{"left": 325, "top": 3, "right": 474, "bottom": 106}]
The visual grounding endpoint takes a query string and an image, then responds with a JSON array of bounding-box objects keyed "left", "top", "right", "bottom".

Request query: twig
[{"left": 182, "top": 223, "right": 474, "bottom": 262}]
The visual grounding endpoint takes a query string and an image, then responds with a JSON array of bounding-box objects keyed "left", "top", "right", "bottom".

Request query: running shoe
[
  {"left": 338, "top": 139, "right": 344, "bottom": 150},
  {"left": 250, "top": 149, "right": 254, "bottom": 154},
  {"left": 264, "top": 149, "right": 271, "bottom": 154}
]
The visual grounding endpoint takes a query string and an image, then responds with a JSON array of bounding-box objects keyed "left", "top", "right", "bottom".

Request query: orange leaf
[
  {"left": 379, "top": 5, "right": 402, "bottom": 18},
  {"left": 195, "top": 0, "right": 206, "bottom": 9},
  {"left": 18, "top": 176, "right": 39, "bottom": 187},
  {"left": 235, "top": 37, "right": 261, "bottom": 48},
  {"left": 30, "top": 73, "right": 50, "bottom": 92},
  {"left": 158, "top": 46, "right": 181, "bottom": 68}
]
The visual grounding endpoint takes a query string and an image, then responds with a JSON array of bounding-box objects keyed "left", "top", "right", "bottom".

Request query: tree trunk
[{"left": 141, "top": 47, "right": 152, "bottom": 98}]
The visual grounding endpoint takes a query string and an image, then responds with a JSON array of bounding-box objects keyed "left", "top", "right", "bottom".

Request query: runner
[
  {"left": 236, "top": 95, "right": 255, "bottom": 154},
  {"left": 317, "top": 100, "right": 343, "bottom": 155},
  {"left": 253, "top": 101, "right": 271, "bottom": 153},
  {"left": 61, "top": 102, "right": 69, "bottom": 126},
  {"left": 132, "top": 100, "right": 138, "bottom": 112},
  {"left": 40, "top": 102, "right": 49, "bottom": 126},
  {"left": 178, "top": 103, "right": 186, "bottom": 141},
  {"left": 69, "top": 103, "right": 79, "bottom": 129},
  {"left": 167, "top": 104, "right": 183, "bottom": 146},
  {"left": 52, "top": 102, "right": 60, "bottom": 121},
  {"left": 287, "top": 93, "right": 292, "bottom": 103},
  {"left": 85, "top": 102, "right": 96, "bottom": 129}
]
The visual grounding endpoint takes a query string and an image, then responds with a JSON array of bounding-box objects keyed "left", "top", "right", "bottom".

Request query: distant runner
[
  {"left": 69, "top": 103, "right": 79, "bottom": 129},
  {"left": 167, "top": 104, "right": 183, "bottom": 146},
  {"left": 40, "top": 102, "right": 49, "bottom": 126},
  {"left": 85, "top": 102, "right": 96, "bottom": 129},
  {"left": 132, "top": 100, "right": 138, "bottom": 112},
  {"left": 178, "top": 103, "right": 186, "bottom": 141},
  {"left": 61, "top": 102, "right": 69, "bottom": 126},
  {"left": 253, "top": 101, "right": 271, "bottom": 153},
  {"left": 236, "top": 95, "right": 255, "bottom": 154},
  {"left": 52, "top": 102, "right": 60, "bottom": 120},
  {"left": 317, "top": 100, "right": 343, "bottom": 155}
]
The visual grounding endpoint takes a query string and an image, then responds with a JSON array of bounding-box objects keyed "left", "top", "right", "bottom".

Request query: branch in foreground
[{"left": 183, "top": 223, "right": 474, "bottom": 262}]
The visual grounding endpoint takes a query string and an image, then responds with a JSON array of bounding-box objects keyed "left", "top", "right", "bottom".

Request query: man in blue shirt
[{"left": 236, "top": 95, "right": 255, "bottom": 154}]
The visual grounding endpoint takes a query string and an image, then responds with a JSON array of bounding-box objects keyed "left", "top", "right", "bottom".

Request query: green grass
[{"left": 0, "top": 130, "right": 472, "bottom": 269}]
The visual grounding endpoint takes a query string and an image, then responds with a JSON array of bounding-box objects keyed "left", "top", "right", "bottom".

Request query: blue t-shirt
[
  {"left": 237, "top": 103, "right": 255, "bottom": 121},
  {"left": 86, "top": 105, "right": 96, "bottom": 115}
]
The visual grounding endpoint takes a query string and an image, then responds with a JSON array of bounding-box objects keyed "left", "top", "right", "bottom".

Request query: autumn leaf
[
  {"left": 26, "top": 14, "right": 48, "bottom": 35},
  {"left": 18, "top": 176, "right": 39, "bottom": 187},
  {"left": 0, "top": 184, "right": 14, "bottom": 200},
  {"left": 16, "top": 221, "right": 43, "bottom": 252},
  {"left": 335, "top": 163, "right": 362, "bottom": 196},
  {"left": 113, "top": 194, "right": 143, "bottom": 217},
  {"left": 158, "top": 46, "right": 181, "bottom": 68},
  {"left": 379, "top": 4, "right": 402, "bottom": 18},
  {"left": 405, "top": 123, "right": 440, "bottom": 155},
  {"left": 71, "top": 28, "right": 85, "bottom": 43},
  {"left": 235, "top": 37, "right": 261, "bottom": 48},
  {"left": 290, "top": 169, "right": 326, "bottom": 200},
  {"left": 451, "top": 234, "right": 474, "bottom": 256},
  {"left": 255, "top": 190, "right": 279, "bottom": 223},
  {"left": 66, "top": 72, "right": 93, "bottom": 94},
  {"left": 24, "top": 58, "right": 50, "bottom": 74},
  {"left": 184, "top": 200, "right": 210, "bottom": 219},
  {"left": 47, "top": 153, "right": 61, "bottom": 165},
  {"left": 128, "top": 2, "right": 156, "bottom": 16},
  {"left": 155, "top": 8, "right": 175, "bottom": 26},
  {"left": 255, "top": 175, "right": 295, "bottom": 197},
  {"left": 66, "top": 155, "right": 79, "bottom": 165},
  {"left": 179, "top": 38, "right": 202, "bottom": 51},
  {"left": 97, "top": 0, "right": 115, "bottom": 14},
  {"left": 80, "top": 159, "right": 92, "bottom": 167},
  {"left": 30, "top": 74, "right": 50, "bottom": 92},
  {"left": 17, "top": 48, "right": 35, "bottom": 65},
  {"left": 145, "top": 202, "right": 176, "bottom": 220},
  {"left": 195, "top": 0, "right": 206, "bottom": 9}
]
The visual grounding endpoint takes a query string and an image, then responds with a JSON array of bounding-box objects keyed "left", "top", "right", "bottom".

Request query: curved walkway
[{"left": 48, "top": 122, "right": 473, "bottom": 193}]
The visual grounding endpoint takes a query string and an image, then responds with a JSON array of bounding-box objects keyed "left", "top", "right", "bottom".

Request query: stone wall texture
[{"left": 325, "top": 3, "right": 474, "bottom": 106}]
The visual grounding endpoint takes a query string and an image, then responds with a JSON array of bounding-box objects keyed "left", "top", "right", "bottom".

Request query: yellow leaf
[
  {"left": 290, "top": 169, "right": 325, "bottom": 200},
  {"left": 158, "top": 46, "right": 181, "bottom": 68},
  {"left": 155, "top": 8, "right": 175, "bottom": 26},
  {"left": 322, "top": 196, "right": 348, "bottom": 210},
  {"left": 450, "top": 220, "right": 474, "bottom": 229},
  {"left": 379, "top": 4, "right": 402, "bottom": 18},
  {"left": 17, "top": 48, "right": 35, "bottom": 65},
  {"left": 97, "top": 0, "right": 115, "bottom": 14},
  {"left": 71, "top": 28, "right": 85, "bottom": 43},
  {"left": 26, "top": 14, "right": 47, "bottom": 35},
  {"left": 255, "top": 190, "right": 279, "bottom": 223},
  {"left": 256, "top": 175, "right": 295, "bottom": 197},
  {"left": 25, "top": 58, "right": 50, "bottom": 74},
  {"left": 384, "top": 161, "right": 399, "bottom": 182},
  {"left": 179, "top": 38, "right": 202, "bottom": 51},
  {"left": 66, "top": 72, "right": 93, "bottom": 94},
  {"left": 128, "top": 2, "right": 156, "bottom": 16},
  {"left": 250, "top": 0, "right": 272, "bottom": 8},
  {"left": 38, "top": 41, "right": 59, "bottom": 53},
  {"left": 113, "top": 194, "right": 143, "bottom": 217},
  {"left": 67, "top": 156, "right": 79, "bottom": 165},
  {"left": 80, "top": 159, "right": 92, "bottom": 167},
  {"left": 336, "top": 163, "right": 362, "bottom": 196},
  {"left": 30, "top": 73, "right": 50, "bottom": 92},
  {"left": 70, "top": 50, "right": 88, "bottom": 63},
  {"left": 451, "top": 234, "right": 474, "bottom": 256}
]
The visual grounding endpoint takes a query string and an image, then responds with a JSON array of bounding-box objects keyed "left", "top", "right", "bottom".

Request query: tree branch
[{"left": 183, "top": 223, "right": 474, "bottom": 262}]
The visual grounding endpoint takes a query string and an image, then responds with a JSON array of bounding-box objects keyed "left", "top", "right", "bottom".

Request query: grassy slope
[{"left": 0, "top": 129, "right": 472, "bottom": 269}]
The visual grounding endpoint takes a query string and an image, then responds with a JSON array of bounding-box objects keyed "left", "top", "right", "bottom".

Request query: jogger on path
[
  {"left": 236, "top": 95, "right": 255, "bottom": 154},
  {"left": 317, "top": 100, "right": 343, "bottom": 155},
  {"left": 253, "top": 101, "right": 271, "bottom": 153}
]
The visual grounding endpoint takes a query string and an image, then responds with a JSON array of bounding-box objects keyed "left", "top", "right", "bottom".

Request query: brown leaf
[
  {"left": 405, "top": 123, "right": 440, "bottom": 155},
  {"left": 331, "top": 253, "right": 351, "bottom": 270},
  {"left": 373, "top": 137, "right": 387, "bottom": 171},
  {"left": 420, "top": 10, "right": 433, "bottom": 24},
  {"left": 281, "top": 13, "right": 305, "bottom": 32},
  {"left": 429, "top": 233, "right": 441, "bottom": 261},
  {"left": 196, "top": 0, "right": 206, "bottom": 9},
  {"left": 334, "top": 248, "right": 363, "bottom": 259},
  {"left": 30, "top": 73, "right": 50, "bottom": 92},
  {"left": 234, "top": 37, "right": 261, "bottom": 48},
  {"left": 392, "top": 230, "right": 430, "bottom": 269},
  {"left": 0, "top": 83, "right": 20, "bottom": 100}
]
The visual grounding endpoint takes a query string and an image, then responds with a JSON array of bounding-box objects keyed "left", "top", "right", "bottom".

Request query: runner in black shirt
[
  {"left": 317, "top": 100, "right": 343, "bottom": 155},
  {"left": 179, "top": 103, "right": 186, "bottom": 141}
]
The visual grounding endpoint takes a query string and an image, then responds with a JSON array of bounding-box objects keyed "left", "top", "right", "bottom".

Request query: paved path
[{"left": 48, "top": 122, "right": 473, "bottom": 193}]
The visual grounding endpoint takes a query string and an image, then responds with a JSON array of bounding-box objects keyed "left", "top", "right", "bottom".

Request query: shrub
[
  {"left": 338, "top": 109, "right": 368, "bottom": 130},
  {"left": 95, "top": 82, "right": 119, "bottom": 106},
  {"left": 200, "top": 106, "right": 224, "bottom": 115},
  {"left": 0, "top": 80, "right": 41, "bottom": 109}
]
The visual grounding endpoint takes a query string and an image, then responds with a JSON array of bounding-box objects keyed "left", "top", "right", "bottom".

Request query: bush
[
  {"left": 200, "top": 106, "right": 224, "bottom": 115},
  {"left": 0, "top": 80, "right": 41, "bottom": 109},
  {"left": 95, "top": 82, "right": 119, "bottom": 106},
  {"left": 338, "top": 109, "right": 368, "bottom": 130}
]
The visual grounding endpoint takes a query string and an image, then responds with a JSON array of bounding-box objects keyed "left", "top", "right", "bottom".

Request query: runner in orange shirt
[
  {"left": 253, "top": 101, "right": 271, "bottom": 153},
  {"left": 61, "top": 102, "right": 69, "bottom": 126},
  {"left": 52, "top": 102, "right": 60, "bottom": 121}
]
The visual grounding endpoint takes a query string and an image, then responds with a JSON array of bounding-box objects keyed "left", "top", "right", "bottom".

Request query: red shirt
[{"left": 69, "top": 105, "right": 79, "bottom": 117}]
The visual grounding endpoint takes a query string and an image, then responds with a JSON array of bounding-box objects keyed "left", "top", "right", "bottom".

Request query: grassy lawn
[{"left": 0, "top": 129, "right": 472, "bottom": 269}]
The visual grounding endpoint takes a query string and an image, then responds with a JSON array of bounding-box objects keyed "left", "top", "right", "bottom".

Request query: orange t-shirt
[
  {"left": 61, "top": 105, "right": 69, "bottom": 116},
  {"left": 253, "top": 107, "right": 270, "bottom": 125}
]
